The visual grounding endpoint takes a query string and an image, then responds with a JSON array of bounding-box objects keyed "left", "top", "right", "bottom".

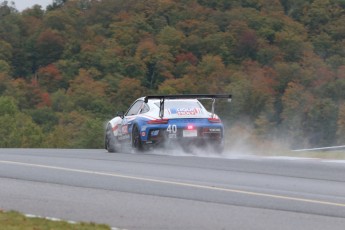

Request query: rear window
[
  {"left": 154, "top": 100, "right": 204, "bottom": 116},
  {"left": 154, "top": 100, "right": 203, "bottom": 109}
]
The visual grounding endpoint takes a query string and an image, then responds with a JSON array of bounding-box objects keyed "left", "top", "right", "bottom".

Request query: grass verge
[
  {"left": 254, "top": 148, "right": 345, "bottom": 160},
  {"left": 284, "top": 150, "right": 345, "bottom": 160},
  {"left": 0, "top": 210, "right": 111, "bottom": 230}
]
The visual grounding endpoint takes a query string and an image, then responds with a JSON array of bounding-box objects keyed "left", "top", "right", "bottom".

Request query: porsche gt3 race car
[{"left": 105, "top": 94, "right": 231, "bottom": 153}]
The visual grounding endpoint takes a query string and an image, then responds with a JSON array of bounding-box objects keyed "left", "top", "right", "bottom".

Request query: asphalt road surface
[{"left": 0, "top": 149, "right": 344, "bottom": 230}]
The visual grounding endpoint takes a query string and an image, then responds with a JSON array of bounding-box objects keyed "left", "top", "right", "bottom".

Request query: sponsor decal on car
[
  {"left": 168, "top": 108, "right": 201, "bottom": 116},
  {"left": 121, "top": 125, "right": 128, "bottom": 134}
]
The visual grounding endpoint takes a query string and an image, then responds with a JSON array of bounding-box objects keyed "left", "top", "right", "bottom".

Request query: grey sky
[{"left": 11, "top": 0, "right": 53, "bottom": 11}]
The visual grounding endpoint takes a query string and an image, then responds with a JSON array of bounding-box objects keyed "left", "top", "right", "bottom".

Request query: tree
[
  {"left": 0, "top": 39, "right": 12, "bottom": 62},
  {"left": 336, "top": 102, "right": 345, "bottom": 144},
  {"left": 76, "top": 118, "right": 104, "bottom": 148},
  {"left": 280, "top": 82, "right": 314, "bottom": 148},
  {"left": 157, "top": 26, "right": 184, "bottom": 54},
  {"left": 158, "top": 75, "right": 197, "bottom": 95},
  {"left": 67, "top": 69, "right": 111, "bottom": 117},
  {"left": 0, "top": 1, "right": 17, "bottom": 15},
  {"left": 0, "top": 72, "right": 10, "bottom": 94},
  {"left": 301, "top": 0, "right": 331, "bottom": 31},
  {"left": 21, "top": 4, "right": 44, "bottom": 18},
  {"left": 235, "top": 29, "right": 259, "bottom": 60},
  {"left": 195, "top": 55, "right": 229, "bottom": 93},
  {"left": 135, "top": 38, "right": 174, "bottom": 88},
  {"left": 46, "top": 111, "right": 90, "bottom": 148},
  {"left": 275, "top": 31, "right": 306, "bottom": 62},
  {"left": 5, "top": 78, "right": 48, "bottom": 109},
  {"left": 0, "top": 96, "right": 43, "bottom": 147},
  {"left": 281, "top": 0, "right": 312, "bottom": 20},
  {"left": 0, "top": 60, "right": 11, "bottom": 74},
  {"left": 28, "top": 107, "right": 58, "bottom": 132},
  {"left": 305, "top": 98, "right": 338, "bottom": 147},
  {"left": 114, "top": 77, "right": 146, "bottom": 111},
  {"left": 35, "top": 29, "right": 65, "bottom": 69},
  {"left": 225, "top": 61, "right": 277, "bottom": 123},
  {"left": 0, "top": 96, "right": 18, "bottom": 116},
  {"left": 173, "top": 52, "right": 198, "bottom": 77},
  {"left": 50, "top": 89, "right": 74, "bottom": 112},
  {"left": 47, "top": 0, "right": 68, "bottom": 11},
  {"left": 37, "top": 64, "right": 64, "bottom": 92},
  {"left": 42, "top": 125, "right": 70, "bottom": 148}
]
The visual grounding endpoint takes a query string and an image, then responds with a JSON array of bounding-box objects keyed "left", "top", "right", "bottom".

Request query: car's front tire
[{"left": 105, "top": 124, "right": 118, "bottom": 153}]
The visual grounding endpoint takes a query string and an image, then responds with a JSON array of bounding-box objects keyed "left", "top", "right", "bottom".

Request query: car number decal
[
  {"left": 167, "top": 124, "right": 177, "bottom": 138},
  {"left": 167, "top": 124, "right": 177, "bottom": 134}
]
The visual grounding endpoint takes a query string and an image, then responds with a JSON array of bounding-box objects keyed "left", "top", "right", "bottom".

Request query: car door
[{"left": 118, "top": 100, "right": 144, "bottom": 141}]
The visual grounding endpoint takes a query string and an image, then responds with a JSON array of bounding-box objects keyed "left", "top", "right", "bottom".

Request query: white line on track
[{"left": 1, "top": 160, "right": 345, "bottom": 208}]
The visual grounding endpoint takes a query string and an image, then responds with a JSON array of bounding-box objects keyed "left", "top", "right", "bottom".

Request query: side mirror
[{"left": 117, "top": 111, "right": 124, "bottom": 118}]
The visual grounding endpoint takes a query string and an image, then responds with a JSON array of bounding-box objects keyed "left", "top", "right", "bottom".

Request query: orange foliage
[
  {"left": 37, "top": 64, "right": 63, "bottom": 92},
  {"left": 37, "top": 92, "right": 52, "bottom": 108},
  {"left": 158, "top": 75, "right": 197, "bottom": 94},
  {"left": 242, "top": 60, "right": 277, "bottom": 96},
  {"left": 67, "top": 69, "right": 107, "bottom": 98},
  {"left": 135, "top": 38, "right": 157, "bottom": 62},
  {"left": 38, "top": 64, "right": 62, "bottom": 81},
  {"left": 337, "top": 66, "right": 345, "bottom": 79},
  {"left": 175, "top": 52, "right": 198, "bottom": 65},
  {"left": 22, "top": 16, "right": 43, "bottom": 35},
  {"left": 312, "top": 66, "right": 335, "bottom": 87},
  {"left": 37, "top": 29, "right": 64, "bottom": 47}
]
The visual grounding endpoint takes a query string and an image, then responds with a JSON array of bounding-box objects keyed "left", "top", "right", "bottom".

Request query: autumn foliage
[{"left": 0, "top": 0, "right": 345, "bottom": 149}]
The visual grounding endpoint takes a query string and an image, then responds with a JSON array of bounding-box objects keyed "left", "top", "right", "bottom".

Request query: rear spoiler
[{"left": 144, "top": 94, "right": 232, "bottom": 118}]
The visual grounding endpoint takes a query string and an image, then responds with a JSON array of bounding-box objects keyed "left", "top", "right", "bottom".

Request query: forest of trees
[{"left": 1, "top": 0, "right": 345, "bottom": 150}]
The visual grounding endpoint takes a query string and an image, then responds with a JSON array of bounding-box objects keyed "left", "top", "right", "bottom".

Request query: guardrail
[{"left": 292, "top": 145, "right": 345, "bottom": 152}]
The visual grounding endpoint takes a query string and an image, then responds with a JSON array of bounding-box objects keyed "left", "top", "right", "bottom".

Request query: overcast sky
[{"left": 11, "top": 0, "right": 53, "bottom": 11}]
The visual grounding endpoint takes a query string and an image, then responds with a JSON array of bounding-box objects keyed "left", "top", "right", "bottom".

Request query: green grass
[
  {"left": 0, "top": 210, "right": 111, "bottom": 230},
  {"left": 256, "top": 149, "right": 345, "bottom": 160},
  {"left": 287, "top": 150, "right": 345, "bottom": 160}
]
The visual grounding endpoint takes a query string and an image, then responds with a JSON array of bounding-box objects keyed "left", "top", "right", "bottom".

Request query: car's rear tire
[
  {"left": 132, "top": 125, "right": 143, "bottom": 152},
  {"left": 105, "top": 124, "right": 118, "bottom": 153}
]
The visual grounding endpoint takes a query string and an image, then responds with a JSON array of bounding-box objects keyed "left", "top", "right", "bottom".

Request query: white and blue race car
[{"left": 105, "top": 94, "right": 231, "bottom": 153}]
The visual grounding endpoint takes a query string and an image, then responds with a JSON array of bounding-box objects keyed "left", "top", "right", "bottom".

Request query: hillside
[{"left": 0, "top": 0, "right": 345, "bottom": 149}]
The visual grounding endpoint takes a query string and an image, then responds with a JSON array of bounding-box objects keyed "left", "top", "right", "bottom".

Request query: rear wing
[{"left": 144, "top": 94, "right": 232, "bottom": 118}]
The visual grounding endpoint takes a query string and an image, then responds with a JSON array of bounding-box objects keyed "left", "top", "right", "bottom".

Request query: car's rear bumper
[{"left": 143, "top": 127, "right": 223, "bottom": 148}]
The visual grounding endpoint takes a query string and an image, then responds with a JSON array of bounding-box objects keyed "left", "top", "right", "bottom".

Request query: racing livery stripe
[
  {"left": 126, "top": 117, "right": 136, "bottom": 121},
  {"left": 112, "top": 125, "right": 118, "bottom": 132},
  {"left": 138, "top": 114, "right": 159, "bottom": 120}
]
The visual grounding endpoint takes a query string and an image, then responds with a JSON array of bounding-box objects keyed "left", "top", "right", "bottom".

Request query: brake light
[
  {"left": 208, "top": 117, "right": 221, "bottom": 123},
  {"left": 147, "top": 119, "right": 169, "bottom": 124},
  {"left": 187, "top": 125, "right": 194, "bottom": 130}
]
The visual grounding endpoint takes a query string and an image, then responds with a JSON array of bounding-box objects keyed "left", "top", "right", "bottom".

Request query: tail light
[
  {"left": 208, "top": 117, "right": 221, "bottom": 123},
  {"left": 187, "top": 125, "right": 194, "bottom": 130},
  {"left": 147, "top": 119, "right": 169, "bottom": 124}
]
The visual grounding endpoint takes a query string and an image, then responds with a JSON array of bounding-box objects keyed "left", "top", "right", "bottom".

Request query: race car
[{"left": 105, "top": 94, "right": 231, "bottom": 153}]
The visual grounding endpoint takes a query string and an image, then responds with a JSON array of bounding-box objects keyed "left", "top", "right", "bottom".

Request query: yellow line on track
[{"left": 1, "top": 160, "right": 345, "bottom": 208}]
